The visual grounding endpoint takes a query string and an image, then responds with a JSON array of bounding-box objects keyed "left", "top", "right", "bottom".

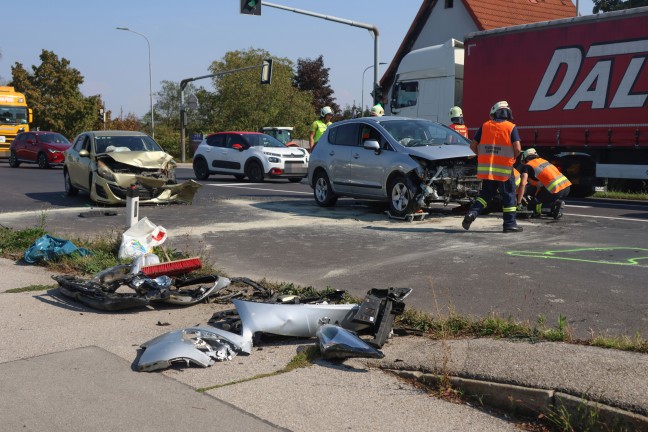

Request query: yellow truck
[{"left": 0, "top": 86, "right": 33, "bottom": 158}]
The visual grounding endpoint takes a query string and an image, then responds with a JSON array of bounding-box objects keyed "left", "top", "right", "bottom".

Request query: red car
[{"left": 9, "top": 131, "right": 71, "bottom": 168}]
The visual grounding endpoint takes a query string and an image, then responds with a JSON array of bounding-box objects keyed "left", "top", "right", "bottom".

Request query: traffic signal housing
[
  {"left": 98, "top": 108, "right": 105, "bottom": 123},
  {"left": 241, "top": 0, "right": 261, "bottom": 15},
  {"left": 260, "top": 59, "right": 273, "bottom": 85}
]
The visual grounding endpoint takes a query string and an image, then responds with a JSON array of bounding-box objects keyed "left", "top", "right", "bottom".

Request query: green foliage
[
  {"left": 209, "top": 48, "right": 314, "bottom": 139},
  {"left": 0, "top": 225, "right": 47, "bottom": 255},
  {"left": 293, "top": 55, "right": 340, "bottom": 116},
  {"left": 592, "top": 0, "right": 648, "bottom": 12},
  {"left": 5, "top": 284, "right": 58, "bottom": 293},
  {"left": 10, "top": 50, "right": 100, "bottom": 138}
]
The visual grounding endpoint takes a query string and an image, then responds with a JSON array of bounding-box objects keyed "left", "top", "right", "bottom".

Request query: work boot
[
  {"left": 503, "top": 225, "right": 523, "bottom": 233},
  {"left": 551, "top": 200, "right": 564, "bottom": 219},
  {"left": 462, "top": 212, "right": 477, "bottom": 230}
]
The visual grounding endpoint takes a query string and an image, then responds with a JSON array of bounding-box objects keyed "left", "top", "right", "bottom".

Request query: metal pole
[
  {"left": 262, "top": 2, "right": 381, "bottom": 103},
  {"left": 362, "top": 62, "right": 386, "bottom": 112},
  {"left": 116, "top": 27, "right": 155, "bottom": 139}
]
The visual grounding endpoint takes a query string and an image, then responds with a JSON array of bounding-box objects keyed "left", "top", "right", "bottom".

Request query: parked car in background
[
  {"left": 9, "top": 131, "right": 71, "bottom": 168},
  {"left": 307, "top": 117, "right": 481, "bottom": 218},
  {"left": 192, "top": 132, "right": 309, "bottom": 183},
  {"left": 63, "top": 130, "right": 201, "bottom": 205}
]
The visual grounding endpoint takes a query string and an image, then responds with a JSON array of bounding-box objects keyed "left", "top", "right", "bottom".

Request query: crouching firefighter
[
  {"left": 462, "top": 101, "right": 522, "bottom": 233},
  {"left": 517, "top": 148, "right": 571, "bottom": 219}
]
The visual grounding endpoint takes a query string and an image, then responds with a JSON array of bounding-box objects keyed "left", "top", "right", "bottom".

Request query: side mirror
[
  {"left": 363, "top": 139, "right": 381, "bottom": 153},
  {"left": 27, "top": 139, "right": 35, "bottom": 144},
  {"left": 79, "top": 149, "right": 90, "bottom": 158},
  {"left": 232, "top": 143, "right": 244, "bottom": 151}
]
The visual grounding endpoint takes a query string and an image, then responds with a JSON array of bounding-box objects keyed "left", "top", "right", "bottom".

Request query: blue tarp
[{"left": 23, "top": 235, "right": 92, "bottom": 264}]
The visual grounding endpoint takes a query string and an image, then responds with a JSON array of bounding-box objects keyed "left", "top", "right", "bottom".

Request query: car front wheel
[
  {"left": 388, "top": 174, "right": 420, "bottom": 218},
  {"left": 313, "top": 171, "right": 337, "bottom": 207},
  {"left": 245, "top": 161, "right": 264, "bottom": 183},
  {"left": 64, "top": 169, "right": 79, "bottom": 196},
  {"left": 8, "top": 150, "right": 20, "bottom": 168},
  {"left": 193, "top": 157, "right": 210, "bottom": 180},
  {"left": 38, "top": 153, "right": 50, "bottom": 169}
]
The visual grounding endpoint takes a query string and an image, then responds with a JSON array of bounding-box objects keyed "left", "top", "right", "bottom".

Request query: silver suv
[{"left": 307, "top": 117, "right": 480, "bottom": 217}]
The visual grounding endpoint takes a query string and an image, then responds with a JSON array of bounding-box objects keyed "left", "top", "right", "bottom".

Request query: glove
[
  {"left": 517, "top": 204, "right": 525, "bottom": 211},
  {"left": 520, "top": 196, "right": 529, "bottom": 206}
]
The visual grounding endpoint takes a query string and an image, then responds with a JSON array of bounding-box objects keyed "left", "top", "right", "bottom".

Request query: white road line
[
  {"left": 206, "top": 183, "right": 313, "bottom": 195},
  {"left": 567, "top": 213, "right": 648, "bottom": 223}
]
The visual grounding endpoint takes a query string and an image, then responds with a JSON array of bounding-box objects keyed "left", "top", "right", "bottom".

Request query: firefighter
[
  {"left": 448, "top": 106, "right": 468, "bottom": 138},
  {"left": 462, "top": 101, "right": 522, "bottom": 233},
  {"left": 309, "top": 106, "right": 334, "bottom": 152},
  {"left": 370, "top": 104, "right": 384, "bottom": 117},
  {"left": 517, "top": 148, "right": 571, "bottom": 219}
]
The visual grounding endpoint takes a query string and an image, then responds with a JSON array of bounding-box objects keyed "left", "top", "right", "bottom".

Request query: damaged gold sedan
[{"left": 63, "top": 130, "right": 200, "bottom": 204}]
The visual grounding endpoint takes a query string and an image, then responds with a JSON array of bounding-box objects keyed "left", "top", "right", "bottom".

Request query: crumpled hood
[
  {"left": 97, "top": 151, "right": 175, "bottom": 168},
  {"left": 404, "top": 144, "right": 475, "bottom": 162}
]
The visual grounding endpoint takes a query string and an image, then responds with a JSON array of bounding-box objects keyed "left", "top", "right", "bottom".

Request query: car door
[
  {"left": 67, "top": 134, "right": 93, "bottom": 191},
  {"left": 346, "top": 125, "right": 392, "bottom": 197},
  {"left": 326, "top": 123, "right": 358, "bottom": 194},
  {"left": 23, "top": 133, "right": 39, "bottom": 162},
  {"left": 201, "top": 134, "right": 229, "bottom": 172},
  {"left": 225, "top": 133, "right": 249, "bottom": 174},
  {"left": 12, "top": 133, "right": 27, "bottom": 160}
]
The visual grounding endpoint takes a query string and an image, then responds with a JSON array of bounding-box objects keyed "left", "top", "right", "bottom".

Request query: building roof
[{"left": 380, "top": 0, "right": 576, "bottom": 93}]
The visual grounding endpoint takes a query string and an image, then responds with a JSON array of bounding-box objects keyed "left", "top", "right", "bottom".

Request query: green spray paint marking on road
[{"left": 506, "top": 247, "right": 648, "bottom": 266}]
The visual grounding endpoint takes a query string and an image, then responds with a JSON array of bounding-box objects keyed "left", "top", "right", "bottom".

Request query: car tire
[
  {"left": 64, "top": 169, "right": 79, "bottom": 196},
  {"left": 245, "top": 161, "right": 264, "bottom": 183},
  {"left": 234, "top": 174, "right": 245, "bottom": 181},
  {"left": 388, "top": 174, "right": 420, "bottom": 218},
  {"left": 8, "top": 150, "right": 20, "bottom": 168},
  {"left": 38, "top": 153, "right": 50, "bottom": 169},
  {"left": 193, "top": 157, "right": 210, "bottom": 180},
  {"left": 313, "top": 171, "right": 338, "bottom": 207},
  {"left": 288, "top": 178, "right": 302, "bottom": 183}
]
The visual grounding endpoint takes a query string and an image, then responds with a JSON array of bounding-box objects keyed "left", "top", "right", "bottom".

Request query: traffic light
[
  {"left": 260, "top": 59, "right": 273, "bottom": 85},
  {"left": 240, "top": 0, "right": 261, "bottom": 15},
  {"left": 98, "top": 108, "right": 105, "bottom": 123}
]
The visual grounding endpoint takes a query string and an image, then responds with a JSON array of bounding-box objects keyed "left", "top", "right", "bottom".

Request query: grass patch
[
  {"left": 593, "top": 190, "right": 648, "bottom": 200},
  {"left": 5, "top": 284, "right": 58, "bottom": 293},
  {"left": 197, "top": 346, "right": 320, "bottom": 392}
]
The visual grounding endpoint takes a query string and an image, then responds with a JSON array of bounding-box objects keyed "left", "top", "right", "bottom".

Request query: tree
[
  {"left": 592, "top": 0, "right": 648, "bottom": 12},
  {"left": 293, "top": 55, "right": 340, "bottom": 116},
  {"left": 209, "top": 48, "right": 314, "bottom": 139},
  {"left": 10, "top": 50, "right": 99, "bottom": 138}
]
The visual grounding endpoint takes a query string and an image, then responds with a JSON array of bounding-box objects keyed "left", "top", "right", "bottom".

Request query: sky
[{"left": 0, "top": 0, "right": 595, "bottom": 118}]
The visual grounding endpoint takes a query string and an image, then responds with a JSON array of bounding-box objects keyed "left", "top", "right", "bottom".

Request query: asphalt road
[{"left": 1, "top": 162, "right": 647, "bottom": 340}]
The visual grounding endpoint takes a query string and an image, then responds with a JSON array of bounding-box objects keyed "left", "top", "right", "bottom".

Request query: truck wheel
[
  {"left": 64, "top": 169, "right": 79, "bottom": 196},
  {"left": 388, "top": 174, "right": 420, "bottom": 218},
  {"left": 8, "top": 150, "right": 20, "bottom": 168}
]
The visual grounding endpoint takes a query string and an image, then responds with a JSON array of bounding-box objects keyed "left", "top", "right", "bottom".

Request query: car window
[
  {"left": 244, "top": 134, "right": 285, "bottom": 148},
  {"left": 72, "top": 135, "right": 85, "bottom": 151},
  {"left": 225, "top": 134, "right": 245, "bottom": 149},
  {"left": 392, "top": 81, "right": 418, "bottom": 109},
  {"left": 380, "top": 119, "right": 470, "bottom": 147},
  {"left": 206, "top": 134, "right": 225, "bottom": 147},
  {"left": 360, "top": 125, "right": 391, "bottom": 150},
  {"left": 330, "top": 124, "right": 359, "bottom": 146}
]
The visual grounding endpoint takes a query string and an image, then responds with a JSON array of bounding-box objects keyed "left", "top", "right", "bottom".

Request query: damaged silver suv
[{"left": 307, "top": 117, "right": 480, "bottom": 217}]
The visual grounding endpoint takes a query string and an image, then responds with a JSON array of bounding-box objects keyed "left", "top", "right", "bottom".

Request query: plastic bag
[
  {"left": 23, "top": 235, "right": 92, "bottom": 264},
  {"left": 118, "top": 217, "right": 167, "bottom": 259}
]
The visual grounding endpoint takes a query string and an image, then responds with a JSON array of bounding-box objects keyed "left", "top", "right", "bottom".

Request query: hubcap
[
  {"left": 391, "top": 183, "right": 408, "bottom": 211},
  {"left": 315, "top": 177, "right": 327, "bottom": 202}
]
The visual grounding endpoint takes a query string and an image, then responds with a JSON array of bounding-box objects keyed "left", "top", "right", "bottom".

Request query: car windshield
[
  {"left": 245, "top": 134, "right": 286, "bottom": 148},
  {"left": 378, "top": 119, "right": 470, "bottom": 147},
  {"left": 95, "top": 135, "right": 163, "bottom": 153},
  {"left": 40, "top": 133, "right": 70, "bottom": 144}
]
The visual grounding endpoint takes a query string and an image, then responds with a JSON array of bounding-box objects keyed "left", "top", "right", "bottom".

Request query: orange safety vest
[
  {"left": 476, "top": 120, "right": 516, "bottom": 181},
  {"left": 513, "top": 167, "right": 521, "bottom": 189},
  {"left": 525, "top": 157, "right": 572, "bottom": 194},
  {"left": 449, "top": 123, "right": 468, "bottom": 138}
]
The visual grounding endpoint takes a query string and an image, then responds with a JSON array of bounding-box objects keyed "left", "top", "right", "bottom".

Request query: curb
[{"left": 389, "top": 370, "right": 648, "bottom": 431}]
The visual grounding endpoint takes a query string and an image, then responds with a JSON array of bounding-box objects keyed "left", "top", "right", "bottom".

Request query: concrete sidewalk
[{"left": 0, "top": 258, "right": 647, "bottom": 431}]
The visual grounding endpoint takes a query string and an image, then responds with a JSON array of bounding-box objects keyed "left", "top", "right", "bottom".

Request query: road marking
[
  {"left": 206, "top": 183, "right": 312, "bottom": 195},
  {"left": 566, "top": 213, "right": 648, "bottom": 223}
]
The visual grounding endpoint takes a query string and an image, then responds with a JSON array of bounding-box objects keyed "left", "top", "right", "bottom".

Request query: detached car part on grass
[
  {"left": 53, "top": 266, "right": 230, "bottom": 311},
  {"left": 138, "top": 326, "right": 250, "bottom": 372}
]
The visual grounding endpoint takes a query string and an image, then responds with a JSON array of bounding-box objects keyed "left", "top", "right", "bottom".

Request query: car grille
[
  {"left": 283, "top": 161, "right": 308, "bottom": 174},
  {"left": 108, "top": 184, "right": 163, "bottom": 201}
]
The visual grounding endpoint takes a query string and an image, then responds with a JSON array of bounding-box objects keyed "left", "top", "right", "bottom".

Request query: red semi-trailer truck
[{"left": 387, "top": 7, "right": 648, "bottom": 196}]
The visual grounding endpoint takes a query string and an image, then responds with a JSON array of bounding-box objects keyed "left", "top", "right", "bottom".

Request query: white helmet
[
  {"left": 449, "top": 106, "right": 463, "bottom": 118},
  {"left": 521, "top": 148, "right": 537, "bottom": 161},
  {"left": 320, "top": 106, "right": 333, "bottom": 117},
  {"left": 490, "top": 100, "right": 513, "bottom": 119},
  {"left": 370, "top": 104, "right": 384, "bottom": 116}
]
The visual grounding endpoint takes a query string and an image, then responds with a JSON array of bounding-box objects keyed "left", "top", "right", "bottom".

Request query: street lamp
[
  {"left": 362, "top": 62, "right": 387, "bottom": 113},
  {"left": 116, "top": 27, "right": 155, "bottom": 139}
]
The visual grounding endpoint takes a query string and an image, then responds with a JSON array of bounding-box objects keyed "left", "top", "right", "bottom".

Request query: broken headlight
[{"left": 97, "top": 160, "right": 117, "bottom": 182}]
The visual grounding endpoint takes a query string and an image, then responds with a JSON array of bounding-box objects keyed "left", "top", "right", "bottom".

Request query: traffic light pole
[{"left": 261, "top": 2, "right": 381, "bottom": 105}]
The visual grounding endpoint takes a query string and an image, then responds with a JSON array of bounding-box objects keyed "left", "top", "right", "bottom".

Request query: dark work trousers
[
  {"left": 469, "top": 173, "right": 518, "bottom": 228},
  {"left": 530, "top": 186, "right": 571, "bottom": 213}
]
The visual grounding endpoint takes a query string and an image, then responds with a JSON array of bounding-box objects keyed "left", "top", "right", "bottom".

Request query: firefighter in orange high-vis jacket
[
  {"left": 448, "top": 106, "right": 468, "bottom": 139},
  {"left": 462, "top": 101, "right": 522, "bottom": 233},
  {"left": 517, "top": 148, "right": 571, "bottom": 219}
]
